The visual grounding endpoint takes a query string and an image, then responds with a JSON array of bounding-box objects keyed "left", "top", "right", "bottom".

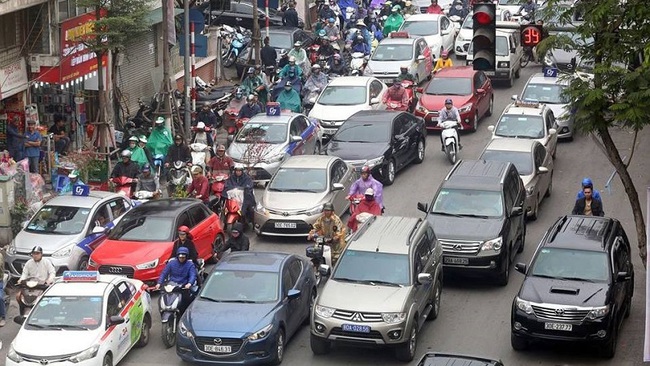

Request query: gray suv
[{"left": 310, "top": 216, "right": 443, "bottom": 362}]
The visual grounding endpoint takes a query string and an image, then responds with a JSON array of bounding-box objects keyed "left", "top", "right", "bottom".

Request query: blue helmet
[
  {"left": 582, "top": 177, "right": 593, "bottom": 187},
  {"left": 142, "top": 163, "right": 151, "bottom": 172},
  {"left": 177, "top": 247, "right": 190, "bottom": 256}
]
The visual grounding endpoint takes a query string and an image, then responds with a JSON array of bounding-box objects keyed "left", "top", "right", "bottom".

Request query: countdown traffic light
[
  {"left": 521, "top": 24, "right": 544, "bottom": 48},
  {"left": 472, "top": 2, "right": 496, "bottom": 71}
]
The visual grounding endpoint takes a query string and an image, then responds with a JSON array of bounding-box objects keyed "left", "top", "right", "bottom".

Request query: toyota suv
[
  {"left": 310, "top": 216, "right": 443, "bottom": 362},
  {"left": 511, "top": 215, "right": 634, "bottom": 358},
  {"left": 417, "top": 159, "right": 526, "bottom": 286}
]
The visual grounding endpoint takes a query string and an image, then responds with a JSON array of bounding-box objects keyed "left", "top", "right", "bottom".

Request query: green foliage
[
  {"left": 172, "top": 183, "right": 189, "bottom": 198},
  {"left": 10, "top": 199, "right": 30, "bottom": 238}
]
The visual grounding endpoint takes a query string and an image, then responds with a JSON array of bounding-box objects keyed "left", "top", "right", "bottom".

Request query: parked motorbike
[
  {"left": 208, "top": 172, "right": 229, "bottom": 220},
  {"left": 167, "top": 161, "right": 193, "bottom": 197},
  {"left": 112, "top": 176, "right": 135, "bottom": 197},
  {"left": 17, "top": 278, "right": 48, "bottom": 316},
  {"left": 440, "top": 119, "right": 461, "bottom": 164},
  {"left": 349, "top": 52, "right": 368, "bottom": 76},
  {"left": 223, "top": 29, "right": 252, "bottom": 67},
  {"left": 306, "top": 235, "right": 332, "bottom": 286},
  {"left": 224, "top": 188, "right": 245, "bottom": 233},
  {"left": 189, "top": 142, "right": 210, "bottom": 170},
  {"left": 156, "top": 281, "right": 196, "bottom": 348}
]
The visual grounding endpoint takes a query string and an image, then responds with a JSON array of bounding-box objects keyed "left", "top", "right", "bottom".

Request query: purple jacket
[{"left": 349, "top": 176, "right": 384, "bottom": 207}]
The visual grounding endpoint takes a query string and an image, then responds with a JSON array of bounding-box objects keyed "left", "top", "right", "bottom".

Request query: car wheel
[
  {"left": 486, "top": 95, "right": 494, "bottom": 116},
  {"left": 511, "top": 333, "right": 528, "bottom": 351},
  {"left": 303, "top": 287, "right": 317, "bottom": 325},
  {"left": 414, "top": 138, "right": 425, "bottom": 164},
  {"left": 102, "top": 353, "right": 113, "bottom": 366},
  {"left": 496, "top": 255, "right": 510, "bottom": 286},
  {"left": 208, "top": 233, "right": 225, "bottom": 264},
  {"left": 426, "top": 277, "right": 442, "bottom": 321},
  {"left": 470, "top": 110, "right": 479, "bottom": 132},
  {"left": 395, "top": 319, "right": 418, "bottom": 361},
  {"left": 270, "top": 328, "right": 285, "bottom": 365},
  {"left": 310, "top": 334, "right": 331, "bottom": 355},
  {"left": 77, "top": 255, "right": 89, "bottom": 270},
  {"left": 545, "top": 173, "right": 553, "bottom": 198},
  {"left": 517, "top": 222, "right": 526, "bottom": 254},
  {"left": 529, "top": 195, "right": 539, "bottom": 221},
  {"left": 135, "top": 313, "right": 151, "bottom": 348},
  {"left": 600, "top": 323, "right": 618, "bottom": 358},
  {"left": 383, "top": 159, "right": 396, "bottom": 186}
]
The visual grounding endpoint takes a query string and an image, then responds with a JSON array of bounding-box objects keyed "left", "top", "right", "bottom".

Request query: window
[
  {"left": 392, "top": 116, "right": 406, "bottom": 137},
  {"left": 545, "top": 112, "right": 556, "bottom": 130},
  {"left": 426, "top": 226, "right": 436, "bottom": 249},
  {"left": 330, "top": 160, "right": 347, "bottom": 183},
  {"left": 281, "top": 267, "right": 293, "bottom": 296},
  {"left": 188, "top": 205, "right": 209, "bottom": 226},
  {"left": 441, "top": 17, "right": 450, "bottom": 30},
  {"left": 613, "top": 237, "right": 630, "bottom": 273},
  {"left": 534, "top": 144, "right": 546, "bottom": 169},
  {"left": 0, "top": 14, "right": 18, "bottom": 50},
  {"left": 288, "top": 258, "right": 303, "bottom": 284},
  {"left": 370, "top": 81, "right": 383, "bottom": 99},
  {"left": 90, "top": 205, "right": 111, "bottom": 232},
  {"left": 477, "top": 72, "right": 487, "bottom": 87},
  {"left": 473, "top": 73, "right": 481, "bottom": 92},
  {"left": 414, "top": 239, "right": 431, "bottom": 274},
  {"left": 290, "top": 117, "right": 308, "bottom": 136},
  {"left": 108, "top": 199, "right": 128, "bottom": 220},
  {"left": 116, "top": 281, "right": 134, "bottom": 306},
  {"left": 106, "top": 290, "right": 122, "bottom": 317},
  {"left": 177, "top": 211, "right": 192, "bottom": 229}
]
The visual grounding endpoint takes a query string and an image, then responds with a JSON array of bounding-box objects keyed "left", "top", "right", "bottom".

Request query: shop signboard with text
[{"left": 0, "top": 58, "right": 29, "bottom": 100}]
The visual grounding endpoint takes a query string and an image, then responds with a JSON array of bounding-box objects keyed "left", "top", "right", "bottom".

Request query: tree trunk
[{"left": 598, "top": 126, "right": 647, "bottom": 268}]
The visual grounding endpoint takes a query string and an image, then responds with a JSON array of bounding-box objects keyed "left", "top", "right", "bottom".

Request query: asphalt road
[{"left": 0, "top": 64, "right": 647, "bottom": 366}]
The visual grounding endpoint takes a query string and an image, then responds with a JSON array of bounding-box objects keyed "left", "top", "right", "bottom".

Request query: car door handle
[{"left": 125, "top": 318, "right": 130, "bottom": 323}]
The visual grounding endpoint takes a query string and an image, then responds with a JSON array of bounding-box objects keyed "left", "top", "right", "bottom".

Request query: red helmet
[
  {"left": 178, "top": 225, "right": 190, "bottom": 233},
  {"left": 361, "top": 166, "right": 371, "bottom": 174}
]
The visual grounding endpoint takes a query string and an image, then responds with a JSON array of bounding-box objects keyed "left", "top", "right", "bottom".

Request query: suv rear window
[
  {"left": 334, "top": 250, "right": 410, "bottom": 286},
  {"left": 530, "top": 248, "right": 610, "bottom": 282},
  {"left": 432, "top": 188, "right": 504, "bottom": 217}
]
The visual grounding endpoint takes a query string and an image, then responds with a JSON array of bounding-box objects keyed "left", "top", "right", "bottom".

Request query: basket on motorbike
[{"left": 306, "top": 245, "right": 324, "bottom": 258}]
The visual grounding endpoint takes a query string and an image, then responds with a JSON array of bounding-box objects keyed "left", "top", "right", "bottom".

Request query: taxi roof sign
[
  {"left": 266, "top": 102, "right": 281, "bottom": 116},
  {"left": 63, "top": 271, "right": 100, "bottom": 282},
  {"left": 542, "top": 67, "right": 559, "bottom": 77},
  {"left": 389, "top": 31, "right": 410, "bottom": 38}
]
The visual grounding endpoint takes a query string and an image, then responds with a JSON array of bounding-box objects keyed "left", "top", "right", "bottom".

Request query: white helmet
[
  {"left": 196, "top": 121, "right": 206, "bottom": 129},
  {"left": 234, "top": 163, "right": 245, "bottom": 171},
  {"left": 121, "top": 150, "right": 132, "bottom": 158},
  {"left": 155, "top": 116, "right": 164, "bottom": 124},
  {"left": 289, "top": 56, "right": 296, "bottom": 62},
  {"left": 364, "top": 188, "right": 375, "bottom": 196}
]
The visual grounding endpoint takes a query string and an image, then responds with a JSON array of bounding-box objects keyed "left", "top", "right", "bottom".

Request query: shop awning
[{"left": 145, "top": 8, "right": 184, "bottom": 26}]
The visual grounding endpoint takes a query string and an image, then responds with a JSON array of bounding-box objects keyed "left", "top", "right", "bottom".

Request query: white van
[{"left": 466, "top": 28, "right": 523, "bottom": 87}]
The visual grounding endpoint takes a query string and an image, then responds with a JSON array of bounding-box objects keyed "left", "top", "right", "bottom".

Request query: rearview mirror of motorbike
[
  {"left": 417, "top": 202, "right": 428, "bottom": 213},
  {"left": 370, "top": 97, "right": 380, "bottom": 105},
  {"left": 287, "top": 289, "right": 301, "bottom": 300},
  {"left": 14, "top": 316, "right": 26, "bottom": 325},
  {"left": 332, "top": 183, "right": 345, "bottom": 191},
  {"left": 318, "top": 264, "right": 331, "bottom": 277},
  {"left": 109, "top": 315, "right": 126, "bottom": 325}
]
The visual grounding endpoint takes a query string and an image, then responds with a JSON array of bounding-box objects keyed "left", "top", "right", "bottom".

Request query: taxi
[
  {"left": 364, "top": 32, "right": 433, "bottom": 85},
  {"left": 6, "top": 271, "right": 153, "bottom": 366}
]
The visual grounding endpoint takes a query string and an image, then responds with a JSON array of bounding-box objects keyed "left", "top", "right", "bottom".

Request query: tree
[
  {"left": 540, "top": 0, "right": 650, "bottom": 267},
  {"left": 76, "top": 0, "right": 150, "bottom": 149}
]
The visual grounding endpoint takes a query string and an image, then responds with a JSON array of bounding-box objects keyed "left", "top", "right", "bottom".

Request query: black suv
[
  {"left": 511, "top": 215, "right": 634, "bottom": 358},
  {"left": 325, "top": 111, "right": 426, "bottom": 186},
  {"left": 417, "top": 159, "right": 526, "bottom": 286}
]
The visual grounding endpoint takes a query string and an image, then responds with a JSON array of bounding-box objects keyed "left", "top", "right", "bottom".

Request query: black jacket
[
  {"left": 166, "top": 143, "right": 192, "bottom": 164},
  {"left": 170, "top": 238, "right": 199, "bottom": 264},
  {"left": 282, "top": 8, "right": 300, "bottom": 27},
  {"left": 261, "top": 45, "right": 277, "bottom": 67},
  {"left": 219, "top": 223, "right": 250, "bottom": 253},
  {"left": 111, "top": 161, "right": 140, "bottom": 179},
  {"left": 572, "top": 197, "right": 604, "bottom": 216}
]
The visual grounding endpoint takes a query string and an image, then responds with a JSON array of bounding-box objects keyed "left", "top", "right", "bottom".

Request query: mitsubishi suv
[
  {"left": 310, "top": 216, "right": 443, "bottom": 362},
  {"left": 511, "top": 215, "right": 634, "bottom": 358}
]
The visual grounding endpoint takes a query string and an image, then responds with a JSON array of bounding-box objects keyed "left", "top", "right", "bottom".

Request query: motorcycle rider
[
  {"left": 383, "top": 5, "right": 404, "bottom": 36},
  {"left": 208, "top": 144, "right": 235, "bottom": 174},
  {"left": 277, "top": 81, "right": 302, "bottom": 112},
  {"left": 348, "top": 188, "right": 383, "bottom": 231},
  {"left": 308, "top": 203, "right": 346, "bottom": 266},
  {"left": 317, "top": 37, "right": 336, "bottom": 59},
  {"left": 147, "top": 117, "right": 174, "bottom": 157},
  {"left": 187, "top": 165, "right": 210, "bottom": 204},
  {"left": 111, "top": 149, "right": 140, "bottom": 180},
  {"left": 576, "top": 177, "right": 603, "bottom": 202},
  {"left": 367, "top": 14, "right": 383, "bottom": 41},
  {"left": 169, "top": 226, "right": 199, "bottom": 265},
  {"left": 426, "top": 0, "right": 443, "bottom": 14},
  {"left": 434, "top": 50, "right": 453, "bottom": 73},
  {"left": 379, "top": 1, "right": 393, "bottom": 18},
  {"left": 403, "top": 1, "right": 419, "bottom": 15},
  {"left": 288, "top": 41, "right": 311, "bottom": 76},
  {"left": 213, "top": 222, "right": 250, "bottom": 260},
  {"left": 224, "top": 164, "right": 256, "bottom": 228},
  {"left": 279, "top": 56, "right": 303, "bottom": 80},
  {"left": 330, "top": 53, "right": 348, "bottom": 75},
  {"left": 238, "top": 94, "right": 263, "bottom": 119},
  {"left": 347, "top": 20, "right": 372, "bottom": 49},
  {"left": 397, "top": 65, "right": 415, "bottom": 81},
  {"left": 138, "top": 136, "right": 155, "bottom": 167},
  {"left": 16, "top": 246, "right": 55, "bottom": 315},
  {"left": 323, "top": 18, "right": 340, "bottom": 41},
  {"left": 304, "top": 64, "right": 329, "bottom": 96},
  {"left": 61, "top": 170, "right": 85, "bottom": 194},
  {"left": 448, "top": 0, "right": 468, "bottom": 19},
  {"left": 135, "top": 163, "right": 161, "bottom": 197},
  {"left": 347, "top": 165, "right": 384, "bottom": 208},
  {"left": 165, "top": 134, "right": 192, "bottom": 168},
  {"left": 196, "top": 102, "right": 218, "bottom": 129},
  {"left": 154, "top": 246, "right": 197, "bottom": 315},
  {"left": 437, "top": 98, "right": 462, "bottom": 150},
  {"left": 351, "top": 34, "right": 371, "bottom": 55},
  {"left": 382, "top": 78, "right": 409, "bottom": 111}
]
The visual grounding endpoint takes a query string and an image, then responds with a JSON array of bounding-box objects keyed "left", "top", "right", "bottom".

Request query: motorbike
[
  {"left": 449, "top": 14, "right": 463, "bottom": 32},
  {"left": 440, "top": 119, "right": 461, "bottom": 164},
  {"left": 348, "top": 194, "right": 365, "bottom": 215},
  {"left": 18, "top": 278, "right": 48, "bottom": 316},
  {"left": 167, "top": 161, "right": 193, "bottom": 197},
  {"left": 112, "top": 176, "right": 135, "bottom": 197},
  {"left": 189, "top": 142, "right": 210, "bottom": 170},
  {"left": 227, "top": 118, "right": 248, "bottom": 147},
  {"left": 223, "top": 95, "right": 247, "bottom": 137},
  {"left": 223, "top": 29, "right": 252, "bottom": 67},
  {"left": 349, "top": 52, "right": 368, "bottom": 76},
  {"left": 302, "top": 86, "right": 321, "bottom": 116},
  {"left": 224, "top": 188, "right": 245, "bottom": 233},
  {"left": 156, "top": 281, "right": 196, "bottom": 348},
  {"left": 306, "top": 235, "right": 333, "bottom": 286},
  {"left": 308, "top": 43, "right": 321, "bottom": 64},
  {"left": 386, "top": 80, "right": 416, "bottom": 112},
  {"left": 208, "top": 172, "right": 229, "bottom": 220},
  {"left": 118, "top": 120, "right": 149, "bottom": 151}
]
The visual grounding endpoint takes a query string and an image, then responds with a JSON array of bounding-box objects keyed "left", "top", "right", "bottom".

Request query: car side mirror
[
  {"left": 511, "top": 94, "right": 518, "bottom": 101},
  {"left": 109, "top": 315, "right": 125, "bottom": 325},
  {"left": 549, "top": 128, "right": 557, "bottom": 135},
  {"left": 477, "top": 88, "right": 485, "bottom": 95},
  {"left": 417, "top": 55, "right": 426, "bottom": 61},
  {"left": 510, "top": 47, "right": 516, "bottom": 54},
  {"left": 14, "top": 315, "right": 26, "bottom": 325},
  {"left": 287, "top": 288, "right": 301, "bottom": 300},
  {"left": 92, "top": 226, "right": 106, "bottom": 234},
  {"left": 417, "top": 273, "right": 432, "bottom": 284},
  {"left": 514, "top": 262, "right": 527, "bottom": 274},
  {"left": 616, "top": 271, "right": 631, "bottom": 282},
  {"left": 417, "top": 202, "right": 428, "bottom": 213},
  {"left": 332, "top": 183, "right": 345, "bottom": 191},
  {"left": 370, "top": 97, "right": 380, "bottom": 105},
  {"left": 511, "top": 206, "right": 523, "bottom": 217},
  {"left": 537, "top": 166, "right": 549, "bottom": 174},
  {"left": 290, "top": 135, "right": 303, "bottom": 142},
  {"left": 487, "top": 125, "right": 495, "bottom": 132},
  {"left": 22, "top": 220, "right": 29, "bottom": 229},
  {"left": 416, "top": 87, "right": 424, "bottom": 94},
  {"left": 318, "top": 264, "right": 331, "bottom": 277}
]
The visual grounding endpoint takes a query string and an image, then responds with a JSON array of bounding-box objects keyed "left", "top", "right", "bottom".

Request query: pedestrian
[
  {"left": 261, "top": 36, "right": 277, "bottom": 68},
  {"left": 572, "top": 186, "right": 604, "bottom": 217},
  {"left": 7, "top": 116, "right": 25, "bottom": 162},
  {"left": 283, "top": 1, "right": 300, "bottom": 27},
  {"left": 24, "top": 120, "right": 42, "bottom": 174},
  {"left": 48, "top": 114, "right": 70, "bottom": 155}
]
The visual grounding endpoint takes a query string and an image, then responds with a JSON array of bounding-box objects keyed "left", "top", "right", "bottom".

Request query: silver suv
[{"left": 310, "top": 216, "right": 443, "bottom": 362}]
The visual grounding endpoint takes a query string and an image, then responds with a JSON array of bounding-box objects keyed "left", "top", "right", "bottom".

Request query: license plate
[
  {"left": 485, "top": 71, "right": 495, "bottom": 76},
  {"left": 323, "top": 128, "right": 337, "bottom": 135},
  {"left": 545, "top": 323, "right": 572, "bottom": 331},
  {"left": 274, "top": 222, "right": 297, "bottom": 229},
  {"left": 342, "top": 324, "right": 371, "bottom": 333},
  {"left": 204, "top": 345, "right": 232, "bottom": 353},
  {"left": 444, "top": 257, "right": 469, "bottom": 265}
]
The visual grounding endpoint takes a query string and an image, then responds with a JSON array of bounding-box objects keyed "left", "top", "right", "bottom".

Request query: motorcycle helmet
[
  {"left": 294, "top": 41, "right": 302, "bottom": 47},
  {"left": 177, "top": 246, "right": 189, "bottom": 258},
  {"left": 155, "top": 116, "right": 165, "bottom": 125},
  {"left": 235, "top": 87, "right": 245, "bottom": 99},
  {"left": 174, "top": 134, "right": 183, "bottom": 142},
  {"left": 400, "top": 65, "right": 408, "bottom": 72},
  {"left": 317, "top": 29, "right": 327, "bottom": 38},
  {"left": 139, "top": 135, "right": 147, "bottom": 143},
  {"left": 285, "top": 80, "right": 293, "bottom": 87},
  {"left": 142, "top": 163, "right": 151, "bottom": 172},
  {"left": 247, "top": 67, "right": 255, "bottom": 74},
  {"left": 356, "top": 19, "right": 366, "bottom": 27},
  {"left": 191, "top": 165, "right": 203, "bottom": 175},
  {"left": 582, "top": 177, "right": 594, "bottom": 188},
  {"left": 247, "top": 94, "right": 256, "bottom": 101},
  {"left": 392, "top": 78, "right": 401, "bottom": 86},
  {"left": 178, "top": 225, "right": 190, "bottom": 234},
  {"left": 121, "top": 149, "right": 132, "bottom": 158},
  {"left": 31, "top": 246, "right": 43, "bottom": 254},
  {"left": 322, "top": 202, "right": 335, "bottom": 211},
  {"left": 445, "top": 98, "right": 453, "bottom": 105},
  {"left": 216, "top": 144, "right": 226, "bottom": 152},
  {"left": 312, "top": 64, "right": 322, "bottom": 71},
  {"left": 392, "top": 5, "right": 401, "bottom": 12},
  {"left": 328, "top": 17, "right": 335, "bottom": 24},
  {"left": 289, "top": 56, "right": 296, "bottom": 63},
  {"left": 361, "top": 165, "right": 371, "bottom": 174},
  {"left": 197, "top": 121, "right": 206, "bottom": 130},
  {"left": 364, "top": 188, "right": 375, "bottom": 196},
  {"left": 441, "top": 50, "right": 449, "bottom": 58},
  {"left": 129, "top": 136, "right": 139, "bottom": 142},
  {"left": 234, "top": 163, "right": 245, "bottom": 171},
  {"left": 356, "top": 34, "right": 364, "bottom": 42}
]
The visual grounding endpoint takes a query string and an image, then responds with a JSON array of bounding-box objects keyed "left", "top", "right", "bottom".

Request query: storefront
[{"left": 0, "top": 58, "right": 30, "bottom": 152}]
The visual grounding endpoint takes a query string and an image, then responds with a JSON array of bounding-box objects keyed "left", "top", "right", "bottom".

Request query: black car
[
  {"left": 204, "top": 1, "right": 303, "bottom": 32},
  {"left": 417, "top": 352, "right": 504, "bottom": 366},
  {"left": 511, "top": 215, "right": 634, "bottom": 358},
  {"left": 417, "top": 159, "right": 526, "bottom": 286},
  {"left": 235, "top": 26, "right": 314, "bottom": 76},
  {"left": 325, "top": 111, "right": 426, "bottom": 185}
]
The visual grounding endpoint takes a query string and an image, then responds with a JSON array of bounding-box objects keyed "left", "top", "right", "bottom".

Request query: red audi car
[
  {"left": 88, "top": 199, "right": 224, "bottom": 285},
  {"left": 414, "top": 66, "right": 494, "bottom": 132}
]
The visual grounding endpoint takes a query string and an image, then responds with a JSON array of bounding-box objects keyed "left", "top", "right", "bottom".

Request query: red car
[
  {"left": 414, "top": 66, "right": 494, "bottom": 132},
  {"left": 88, "top": 199, "right": 225, "bottom": 285}
]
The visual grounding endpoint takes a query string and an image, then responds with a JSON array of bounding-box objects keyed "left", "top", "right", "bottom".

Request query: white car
[
  {"left": 454, "top": 10, "right": 513, "bottom": 57},
  {"left": 7, "top": 271, "right": 153, "bottom": 366},
  {"left": 398, "top": 13, "right": 457, "bottom": 60},
  {"left": 308, "top": 76, "right": 387, "bottom": 139}
]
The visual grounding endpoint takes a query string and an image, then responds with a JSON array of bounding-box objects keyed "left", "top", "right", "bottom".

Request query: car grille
[
  {"left": 439, "top": 239, "right": 482, "bottom": 254},
  {"left": 330, "top": 327, "right": 384, "bottom": 340},
  {"left": 332, "top": 309, "right": 383, "bottom": 323},
  {"left": 531, "top": 304, "right": 590, "bottom": 322},
  {"left": 98, "top": 265, "right": 135, "bottom": 278},
  {"left": 260, "top": 220, "right": 312, "bottom": 234},
  {"left": 320, "top": 120, "right": 344, "bottom": 127},
  {"left": 194, "top": 337, "right": 244, "bottom": 355},
  {"left": 16, "top": 351, "right": 78, "bottom": 363}
]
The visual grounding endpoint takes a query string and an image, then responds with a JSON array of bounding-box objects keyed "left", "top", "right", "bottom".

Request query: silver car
[
  {"left": 227, "top": 112, "right": 322, "bottom": 182},
  {"left": 254, "top": 155, "right": 356, "bottom": 236},
  {"left": 5, "top": 191, "right": 133, "bottom": 278}
]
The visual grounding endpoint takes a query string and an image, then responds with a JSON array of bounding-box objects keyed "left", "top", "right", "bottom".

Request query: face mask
[
  {"left": 285, "top": 87, "right": 292, "bottom": 91},
  {"left": 365, "top": 195, "right": 374, "bottom": 201}
]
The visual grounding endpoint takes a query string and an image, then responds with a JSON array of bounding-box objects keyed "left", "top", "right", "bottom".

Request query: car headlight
[
  {"left": 543, "top": 53, "right": 554, "bottom": 67},
  {"left": 306, "top": 205, "right": 323, "bottom": 216},
  {"left": 68, "top": 344, "right": 99, "bottom": 363},
  {"left": 264, "top": 153, "right": 285, "bottom": 164},
  {"left": 458, "top": 103, "right": 473, "bottom": 114},
  {"left": 515, "top": 297, "right": 533, "bottom": 315},
  {"left": 526, "top": 185, "right": 534, "bottom": 195},
  {"left": 179, "top": 320, "right": 194, "bottom": 338},
  {"left": 481, "top": 237, "right": 502, "bottom": 251},
  {"left": 415, "top": 103, "right": 427, "bottom": 113},
  {"left": 365, "top": 156, "right": 384, "bottom": 168},
  {"left": 382, "top": 312, "right": 406, "bottom": 324},
  {"left": 88, "top": 257, "right": 98, "bottom": 268},
  {"left": 586, "top": 305, "right": 610, "bottom": 320},
  {"left": 248, "top": 323, "right": 273, "bottom": 341},
  {"left": 7, "top": 240, "right": 16, "bottom": 255},
  {"left": 315, "top": 305, "right": 335, "bottom": 318},
  {"left": 52, "top": 243, "right": 76, "bottom": 258},
  {"left": 498, "top": 61, "right": 510, "bottom": 68},
  {"left": 7, "top": 343, "right": 23, "bottom": 362},
  {"left": 136, "top": 259, "right": 159, "bottom": 270}
]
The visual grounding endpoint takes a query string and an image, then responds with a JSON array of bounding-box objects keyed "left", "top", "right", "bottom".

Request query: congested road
[{"left": 0, "top": 65, "right": 646, "bottom": 365}]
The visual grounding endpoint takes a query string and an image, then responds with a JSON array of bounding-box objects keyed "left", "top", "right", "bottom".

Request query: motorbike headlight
[
  {"left": 248, "top": 323, "right": 273, "bottom": 341},
  {"left": 7, "top": 240, "right": 16, "bottom": 255},
  {"left": 315, "top": 305, "right": 335, "bottom": 318},
  {"left": 52, "top": 243, "right": 76, "bottom": 258},
  {"left": 515, "top": 297, "right": 533, "bottom": 315},
  {"left": 458, "top": 103, "right": 473, "bottom": 114},
  {"left": 68, "top": 344, "right": 100, "bottom": 363},
  {"left": 365, "top": 156, "right": 384, "bottom": 168},
  {"left": 382, "top": 312, "right": 406, "bottom": 324},
  {"left": 7, "top": 343, "right": 23, "bottom": 362},
  {"left": 88, "top": 257, "right": 98, "bottom": 268},
  {"left": 136, "top": 259, "right": 159, "bottom": 270},
  {"left": 179, "top": 320, "right": 194, "bottom": 338},
  {"left": 586, "top": 305, "right": 610, "bottom": 320},
  {"left": 543, "top": 53, "right": 555, "bottom": 67},
  {"left": 481, "top": 237, "right": 502, "bottom": 251}
]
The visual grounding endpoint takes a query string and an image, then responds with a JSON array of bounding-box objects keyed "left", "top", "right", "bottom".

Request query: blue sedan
[{"left": 176, "top": 252, "right": 317, "bottom": 365}]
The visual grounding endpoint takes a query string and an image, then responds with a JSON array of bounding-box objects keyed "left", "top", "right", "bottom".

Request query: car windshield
[
  {"left": 495, "top": 115, "right": 545, "bottom": 139},
  {"left": 462, "top": 16, "right": 472, "bottom": 29},
  {"left": 530, "top": 248, "right": 610, "bottom": 282},
  {"left": 371, "top": 44, "right": 413, "bottom": 61},
  {"left": 26, "top": 296, "right": 103, "bottom": 330},
  {"left": 401, "top": 20, "right": 438, "bottom": 36},
  {"left": 425, "top": 77, "right": 472, "bottom": 95},
  {"left": 268, "top": 32, "right": 292, "bottom": 49},
  {"left": 495, "top": 36, "right": 509, "bottom": 56},
  {"left": 432, "top": 188, "right": 504, "bottom": 217},
  {"left": 521, "top": 83, "right": 569, "bottom": 104},
  {"left": 332, "top": 122, "right": 390, "bottom": 143},
  {"left": 498, "top": 0, "right": 522, "bottom": 4},
  {"left": 317, "top": 86, "right": 367, "bottom": 105},
  {"left": 108, "top": 215, "right": 173, "bottom": 241},
  {"left": 236, "top": 122, "right": 287, "bottom": 144},
  {"left": 26, "top": 205, "right": 91, "bottom": 235},
  {"left": 200, "top": 270, "right": 279, "bottom": 302},
  {"left": 269, "top": 168, "right": 327, "bottom": 192},
  {"left": 481, "top": 150, "right": 533, "bottom": 175},
  {"left": 334, "top": 250, "right": 410, "bottom": 286}
]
